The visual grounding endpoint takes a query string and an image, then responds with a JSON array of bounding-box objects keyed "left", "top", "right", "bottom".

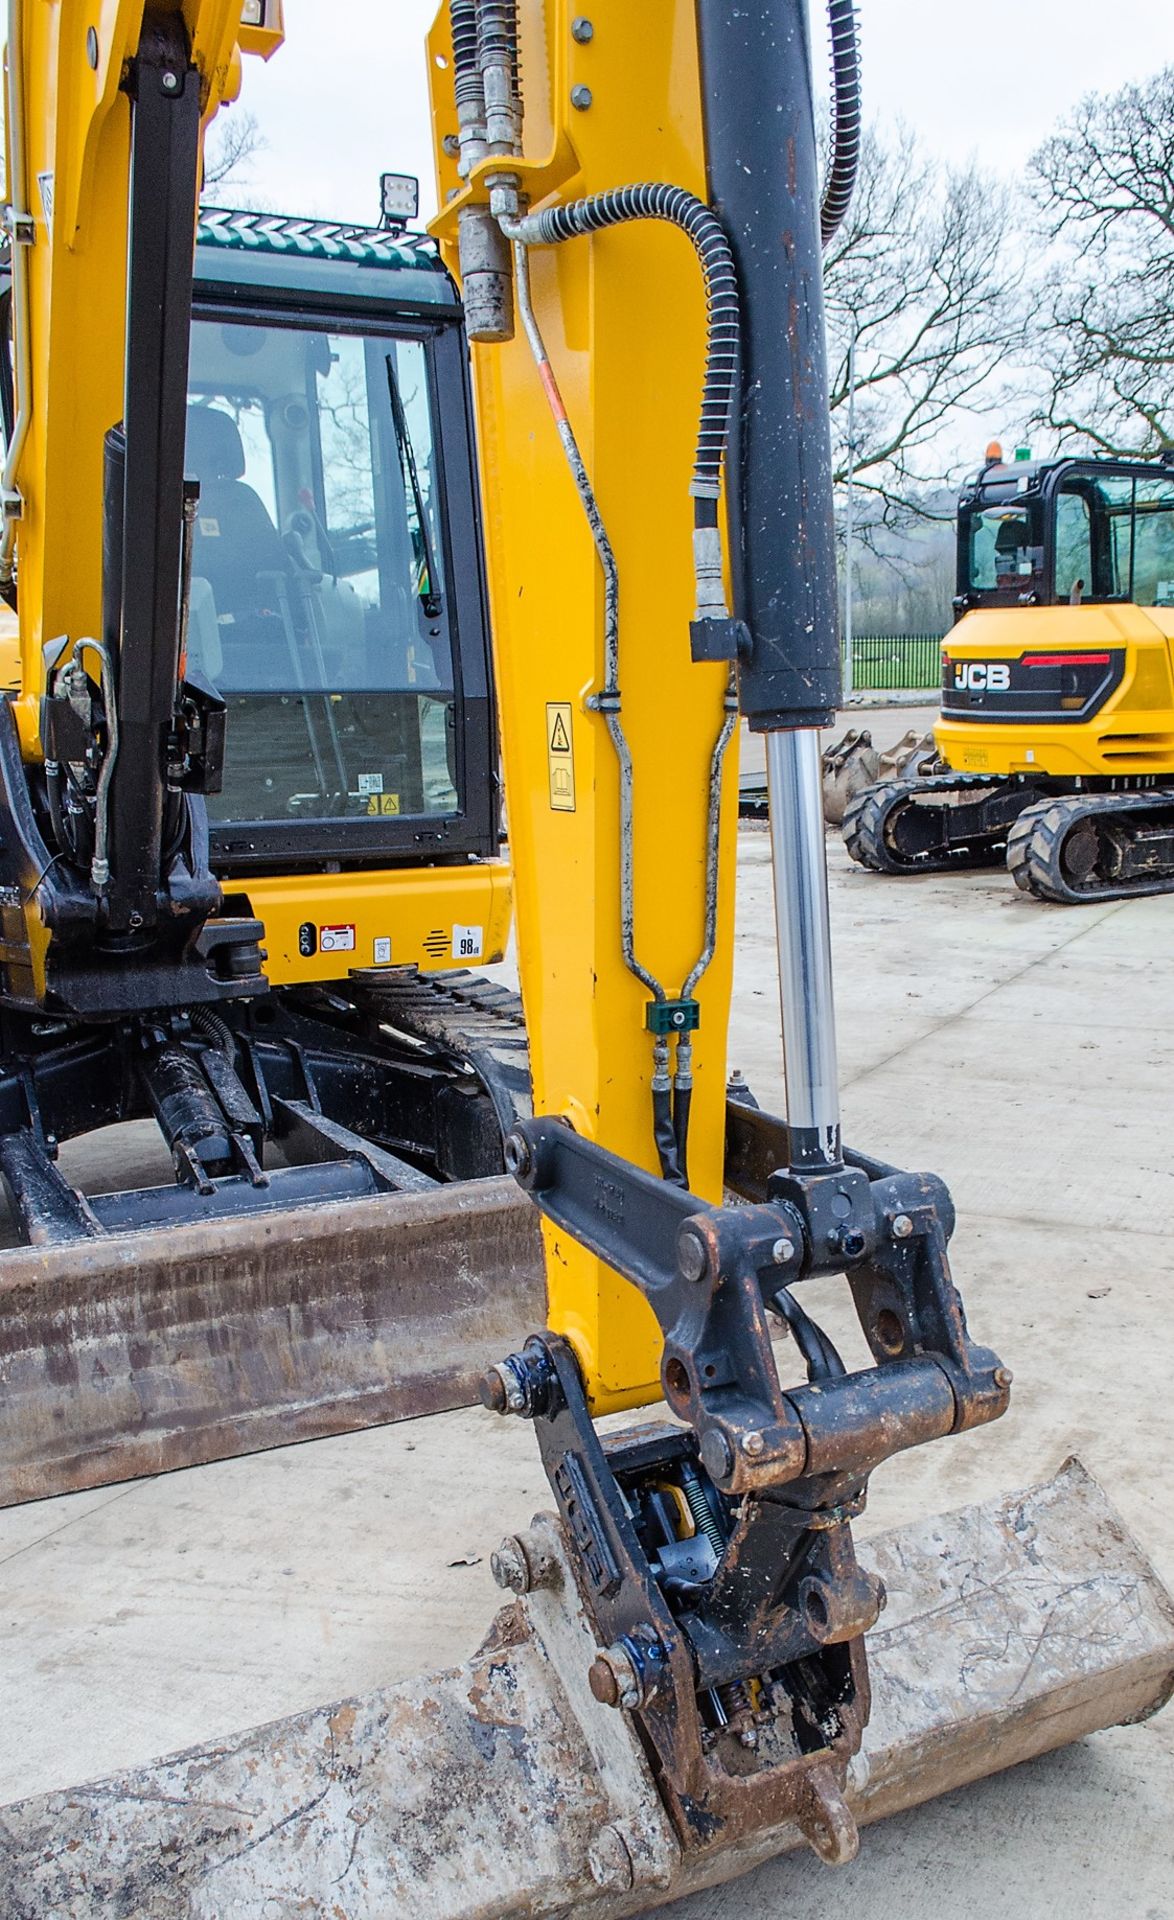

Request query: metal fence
[{"left": 848, "top": 632, "right": 944, "bottom": 691}]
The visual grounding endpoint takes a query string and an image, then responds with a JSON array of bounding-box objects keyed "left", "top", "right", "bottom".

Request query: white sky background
[
  {"left": 225, "top": 1, "right": 1174, "bottom": 475},
  {"left": 229, "top": 0, "right": 1174, "bottom": 225}
]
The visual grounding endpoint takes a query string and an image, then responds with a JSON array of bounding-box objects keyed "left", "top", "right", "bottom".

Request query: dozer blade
[
  {"left": 0, "top": 1178, "right": 543, "bottom": 1508},
  {"left": 2, "top": 1458, "right": 1170, "bottom": 1917}
]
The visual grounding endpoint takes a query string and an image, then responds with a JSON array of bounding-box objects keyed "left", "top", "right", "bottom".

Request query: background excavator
[
  {"left": 843, "top": 444, "right": 1174, "bottom": 901},
  {"left": 0, "top": 1, "right": 548, "bottom": 1507},
  {"left": 1, "top": 3, "right": 1171, "bottom": 1914}
]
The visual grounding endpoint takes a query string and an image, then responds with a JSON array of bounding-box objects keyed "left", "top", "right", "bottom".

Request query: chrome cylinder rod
[{"left": 765, "top": 727, "right": 842, "bottom": 1167}]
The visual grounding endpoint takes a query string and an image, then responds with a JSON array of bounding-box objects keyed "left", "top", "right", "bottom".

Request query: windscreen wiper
[{"left": 386, "top": 355, "right": 442, "bottom": 619}]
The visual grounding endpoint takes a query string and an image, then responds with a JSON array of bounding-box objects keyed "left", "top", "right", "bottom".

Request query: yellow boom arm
[{"left": 429, "top": 3, "right": 739, "bottom": 1411}]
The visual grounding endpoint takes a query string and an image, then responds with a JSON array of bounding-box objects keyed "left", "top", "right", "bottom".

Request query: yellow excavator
[
  {"left": 843, "top": 443, "right": 1174, "bottom": 901},
  {"left": 0, "top": 0, "right": 549, "bottom": 1506},
  {"left": 1, "top": 2, "right": 1171, "bottom": 1913}
]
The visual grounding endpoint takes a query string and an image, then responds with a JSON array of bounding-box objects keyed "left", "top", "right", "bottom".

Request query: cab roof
[
  {"left": 193, "top": 206, "right": 457, "bottom": 312},
  {"left": 960, "top": 452, "right": 1174, "bottom": 511}
]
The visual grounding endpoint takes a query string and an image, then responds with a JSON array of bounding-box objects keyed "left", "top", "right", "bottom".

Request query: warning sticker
[
  {"left": 453, "top": 924, "right": 484, "bottom": 961},
  {"left": 357, "top": 772, "right": 384, "bottom": 795},
  {"left": 366, "top": 793, "right": 401, "bottom": 815},
  {"left": 320, "top": 923, "right": 356, "bottom": 954},
  {"left": 546, "top": 702, "right": 575, "bottom": 812}
]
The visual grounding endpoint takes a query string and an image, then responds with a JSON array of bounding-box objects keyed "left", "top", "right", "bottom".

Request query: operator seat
[{"left": 185, "top": 405, "right": 289, "bottom": 646}]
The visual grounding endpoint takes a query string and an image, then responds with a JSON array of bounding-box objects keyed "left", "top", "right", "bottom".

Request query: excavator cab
[
  {"left": 956, "top": 453, "right": 1174, "bottom": 614},
  {"left": 185, "top": 214, "right": 498, "bottom": 884}
]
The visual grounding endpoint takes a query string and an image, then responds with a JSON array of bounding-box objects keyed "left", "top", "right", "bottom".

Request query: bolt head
[
  {"left": 588, "top": 1643, "right": 641, "bottom": 1710},
  {"left": 570, "top": 83, "right": 593, "bottom": 110},
  {"left": 742, "top": 1429, "right": 766, "bottom": 1458},
  {"left": 490, "top": 1537, "right": 530, "bottom": 1593},
  {"left": 571, "top": 14, "right": 595, "bottom": 42},
  {"left": 588, "top": 1653, "right": 621, "bottom": 1707},
  {"left": 161, "top": 69, "right": 179, "bottom": 91},
  {"left": 994, "top": 1365, "right": 1014, "bottom": 1390},
  {"left": 678, "top": 1226, "right": 709, "bottom": 1284},
  {"left": 442, "top": 132, "right": 460, "bottom": 157},
  {"left": 478, "top": 1366, "right": 508, "bottom": 1414},
  {"left": 587, "top": 1824, "right": 633, "bottom": 1892},
  {"left": 840, "top": 1227, "right": 867, "bottom": 1260},
  {"left": 891, "top": 1212, "right": 914, "bottom": 1240},
  {"left": 772, "top": 1236, "right": 796, "bottom": 1264}
]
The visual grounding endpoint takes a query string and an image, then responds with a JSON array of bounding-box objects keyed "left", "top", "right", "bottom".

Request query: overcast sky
[{"left": 230, "top": 1, "right": 1173, "bottom": 227}]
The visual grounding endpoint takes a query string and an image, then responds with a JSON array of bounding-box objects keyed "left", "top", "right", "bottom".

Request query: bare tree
[
  {"left": 823, "top": 126, "right": 1029, "bottom": 544},
  {"left": 1029, "top": 67, "right": 1173, "bottom": 455},
  {"left": 201, "top": 109, "right": 266, "bottom": 206}
]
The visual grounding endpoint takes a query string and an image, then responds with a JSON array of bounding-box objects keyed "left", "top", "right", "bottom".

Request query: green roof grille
[{"left": 195, "top": 207, "right": 444, "bottom": 273}]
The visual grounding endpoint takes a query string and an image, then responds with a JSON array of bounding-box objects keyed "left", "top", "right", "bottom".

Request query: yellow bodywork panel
[
  {"left": 937, "top": 604, "right": 1174, "bottom": 778},
  {"left": 5, "top": 0, "right": 281, "bottom": 760},
  {"left": 428, "top": 3, "right": 740, "bottom": 1412},
  {"left": 245, "top": 861, "right": 512, "bottom": 988},
  {"left": 0, "top": 605, "right": 19, "bottom": 691}
]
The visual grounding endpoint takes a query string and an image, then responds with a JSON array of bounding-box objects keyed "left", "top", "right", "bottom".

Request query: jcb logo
[{"left": 953, "top": 662, "right": 1010, "bottom": 691}]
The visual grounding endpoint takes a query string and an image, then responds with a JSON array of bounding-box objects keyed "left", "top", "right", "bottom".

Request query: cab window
[{"left": 185, "top": 315, "right": 457, "bottom": 826}]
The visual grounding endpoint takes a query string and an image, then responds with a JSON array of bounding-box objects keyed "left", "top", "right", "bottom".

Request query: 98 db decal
[{"left": 453, "top": 924, "right": 483, "bottom": 960}]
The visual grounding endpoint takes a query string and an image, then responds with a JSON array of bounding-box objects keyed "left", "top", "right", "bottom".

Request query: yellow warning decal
[
  {"left": 547, "top": 702, "right": 575, "bottom": 812},
  {"left": 366, "top": 793, "right": 401, "bottom": 815}
]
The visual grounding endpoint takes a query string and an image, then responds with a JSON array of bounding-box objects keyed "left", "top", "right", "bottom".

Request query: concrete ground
[{"left": 2, "top": 807, "right": 1173, "bottom": 1912}]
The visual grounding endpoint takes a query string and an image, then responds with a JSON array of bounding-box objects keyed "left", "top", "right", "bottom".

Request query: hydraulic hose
[
  {"left": 475, "top": 0, "right": 522, "bottom": 155},
  {"left": 770, "top": 1284, "right": 847, "bottom": 1383},
  {"left": 451, "top": 0, "right": 482, "bottom": 99},
  {"left": 820, "top": 0, "right": 862, "bottom": 248},
  {"left": 503, "top": 186, "right": 738, "bottom": 524},
  {"left": 74, "top": 639, "right": 119, "bottom": 892},
  {"left": 499, "top": 142, "right": 744, "bottom": 1190},
  {"left": 652, "top": 1082, "right": 682, "bottom": 1185},
  {"left": 450, "top": 0, "right": 488, "bottom": 172},
  {"left": 45, "top": 760, "right": 70, "bottom": 861}
]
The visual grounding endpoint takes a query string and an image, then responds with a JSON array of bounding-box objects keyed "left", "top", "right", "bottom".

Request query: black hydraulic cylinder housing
[{"left": 694, "top": 0, "right": 841, "bottom": 731}]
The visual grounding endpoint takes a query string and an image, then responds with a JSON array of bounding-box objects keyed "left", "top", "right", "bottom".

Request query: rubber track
[
  {"left": 842, "top": 774, "right": 1011, "bottom": 875},
  {"left": 1007, "top": 791, "right": 1174, "bottom": 904},
  {"left": 347, "top": 967, "right": 532, "bottom": 1140}
]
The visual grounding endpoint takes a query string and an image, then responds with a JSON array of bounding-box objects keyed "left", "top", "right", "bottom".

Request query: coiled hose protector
[
  {"left": 510, "top": 185, "right": 739, "bottom": 514},
  {"left": 820, "top": 0, "right": 861, "bottom": 247}
]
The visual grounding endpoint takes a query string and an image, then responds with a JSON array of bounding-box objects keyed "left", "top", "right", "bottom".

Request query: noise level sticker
[
  {"left": 453, "top": 924, "right": 483, "bottom": 960},
  {"left": 546, "top": 702, "right": 575, "bottom": 812}
]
